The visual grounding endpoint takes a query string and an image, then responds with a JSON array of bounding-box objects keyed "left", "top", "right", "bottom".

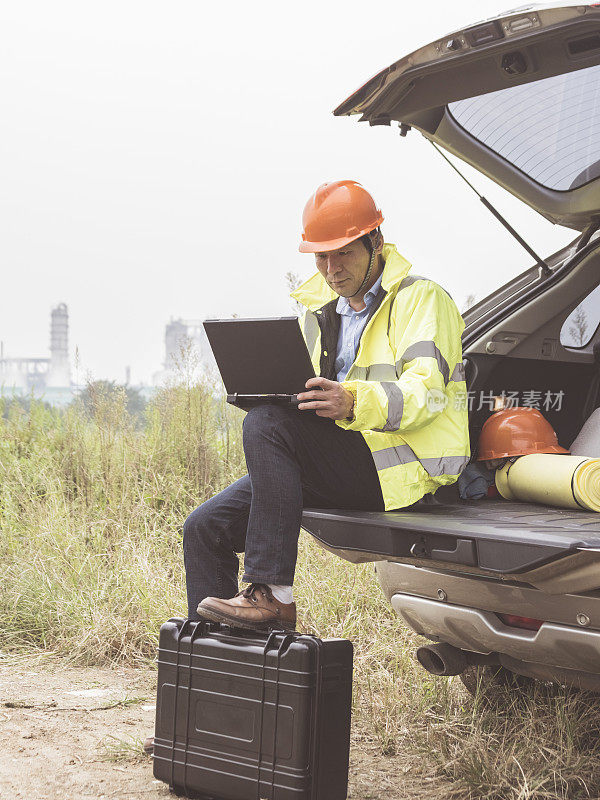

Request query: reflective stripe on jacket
[{"left": 291, "top": 243, "right": 470, "bottom": 510}]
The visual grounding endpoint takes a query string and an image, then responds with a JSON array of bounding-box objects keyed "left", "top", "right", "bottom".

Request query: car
[{"left": 300, "top": 2, "right": 600, "bottom": 694}]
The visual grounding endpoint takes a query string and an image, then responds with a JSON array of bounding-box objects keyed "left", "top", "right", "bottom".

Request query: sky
[{"left": 0, "top": 1, "right": 576, "bottom": 384}]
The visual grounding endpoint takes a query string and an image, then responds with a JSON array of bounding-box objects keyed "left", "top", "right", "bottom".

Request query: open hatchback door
[
  {"left": 310, "top": 0, "right": 600, "bottom": 588},
  {"left": 335, "top": 2, "right": 600, "bottom": 230},
  {"left": 307, "top": 4, "right": 600, "bottom": 691}
]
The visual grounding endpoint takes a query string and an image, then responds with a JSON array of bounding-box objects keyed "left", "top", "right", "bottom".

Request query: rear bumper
[{"left": 392, "top": 592, "right": 600, "bottom": 673}]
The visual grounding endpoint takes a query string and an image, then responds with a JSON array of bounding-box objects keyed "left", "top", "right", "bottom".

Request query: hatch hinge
[
  {"left": 368, "top": 114, "right": 391, "bottom": 127},
  {"left": 578, "top": 219, "right": 600, "bottom": 251}
]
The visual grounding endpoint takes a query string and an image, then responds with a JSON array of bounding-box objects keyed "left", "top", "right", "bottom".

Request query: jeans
[{"left": 183, "top": 403, "right": 385, "bottom": 619}]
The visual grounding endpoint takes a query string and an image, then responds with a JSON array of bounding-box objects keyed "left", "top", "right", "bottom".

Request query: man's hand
[{"left": 297, "top": 377, "right": 354, "bottom": 420}]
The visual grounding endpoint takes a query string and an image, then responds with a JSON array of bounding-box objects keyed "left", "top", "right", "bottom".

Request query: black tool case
[{"left": 153, "top": 618, "right": 353, "bottom": 800}]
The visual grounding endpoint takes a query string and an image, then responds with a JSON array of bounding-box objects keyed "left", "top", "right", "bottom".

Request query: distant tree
[
  {"left": 463, "top": 293, "right": 477, "bottom": 313},
  {"left": 1, "top": 393, "right": 51, "bottom": 418},
  {"left": 76, "top": 379, "right": 147, "bottom": 422},
  {"left": 78, "top": 380, "right": 116, "bottom": 417},
  {"left": 569, "top": 306, "right": 589, "bottom": 347},
  {"left": 285, "top": 271, "right": 303, "bottom": 316},
  {"left": 123, "top": 384, "right": 146, "bottom": 418}
]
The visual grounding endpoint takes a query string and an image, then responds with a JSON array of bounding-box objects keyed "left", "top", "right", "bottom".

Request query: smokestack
[{"left": 46, "top": 303, "right": 71, "bottom": 388}]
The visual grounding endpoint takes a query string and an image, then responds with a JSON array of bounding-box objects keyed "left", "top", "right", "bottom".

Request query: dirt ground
[{"left": 0, "top": 653, "right": 431, "bottom": 800}]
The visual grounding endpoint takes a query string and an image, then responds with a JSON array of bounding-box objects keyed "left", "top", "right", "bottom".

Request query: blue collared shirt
[{"left": 335, "top": 272, "right": 384, "bottom": 382}]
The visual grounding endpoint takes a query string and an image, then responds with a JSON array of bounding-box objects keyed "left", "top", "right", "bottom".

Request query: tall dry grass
[
  {"left": 1, "top": 381, "right": 600, "bottom": 799},
  {"left": 0, "top": 378, "right": 244, "bottom": 663}
]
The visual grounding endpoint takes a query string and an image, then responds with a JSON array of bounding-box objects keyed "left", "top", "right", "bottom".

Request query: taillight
[{"left": 497, "top": 613, "right": 543, "bottom": 631}]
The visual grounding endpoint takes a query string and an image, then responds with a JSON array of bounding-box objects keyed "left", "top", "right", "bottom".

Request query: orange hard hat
[
  {"left": 477, "top": 407, "right": 570, "bottom": 461},
  {"left": 299, "top": 180, "right": 384, "bottom": 253}
]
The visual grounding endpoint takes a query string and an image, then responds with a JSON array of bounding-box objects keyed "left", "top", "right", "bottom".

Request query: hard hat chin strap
[{"left": 349, "top": 248, "right": 377, "bottom": 298}]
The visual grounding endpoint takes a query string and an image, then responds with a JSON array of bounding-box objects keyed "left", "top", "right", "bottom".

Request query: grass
[
  {"left": 0, "top": 376, "right": 244, "bottom": 663},
  {"left": 1, "top": 379, "right": 600, "bottom": 798},
  {"left": 98, "top": 734, "right": 147, "bottom": 763}
]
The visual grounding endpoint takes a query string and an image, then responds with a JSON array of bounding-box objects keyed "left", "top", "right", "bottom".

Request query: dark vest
[{"left": 315, "top": 286, "right": 387, "bottom": 381}]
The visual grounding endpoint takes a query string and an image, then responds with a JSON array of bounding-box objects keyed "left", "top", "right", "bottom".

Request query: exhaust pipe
[{"left": 416, "top": 642, "right": 468, "bottom": 676}]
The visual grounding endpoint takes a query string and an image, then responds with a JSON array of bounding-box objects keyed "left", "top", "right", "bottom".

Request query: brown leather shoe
[
  {"left": 197, "top": 583, "right": 296, "bottom": 631},
  {"left": 143, "top": 735, "right": 154, "bottom": 756}
]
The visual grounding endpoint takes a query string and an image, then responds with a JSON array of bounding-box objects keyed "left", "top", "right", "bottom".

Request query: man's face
[{"left": 314, "top": 238, "right": 371, "bottom": 298}]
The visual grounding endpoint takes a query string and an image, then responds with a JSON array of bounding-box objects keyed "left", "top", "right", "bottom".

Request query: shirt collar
[
  {"left": 336, "top": 270, "right": 384, "bottom": 316},
  {"left": 291, "top": 244, "right": 412, "bottom": 312}
]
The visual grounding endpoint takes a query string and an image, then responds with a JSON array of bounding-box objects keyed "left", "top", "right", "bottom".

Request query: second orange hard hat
[
  {"left": 477, "top": 407, "right": 570, "bottom": 461},
  {"left": 299, "top": 180, "right": 384, "bottom": 253}
]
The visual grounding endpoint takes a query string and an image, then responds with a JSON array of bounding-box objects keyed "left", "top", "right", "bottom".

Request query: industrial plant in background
[
  {"left": 0, "top": 307, "right": 219, "bottom": 404},
  {"left": 0, "top": 303, "right": 73, "bottom": 403},
  {"left": 152, "top": 318, "right": 215, "bottom": 386}
]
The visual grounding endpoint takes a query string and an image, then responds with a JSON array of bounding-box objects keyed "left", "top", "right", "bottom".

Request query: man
[{"left": 186, "top": 180, "right": 470, "bottom": 631}]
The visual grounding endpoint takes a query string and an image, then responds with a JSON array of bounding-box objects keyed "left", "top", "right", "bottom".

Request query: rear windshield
[{"left": 449, "top": 63, "right": 600, "bottom": 192}]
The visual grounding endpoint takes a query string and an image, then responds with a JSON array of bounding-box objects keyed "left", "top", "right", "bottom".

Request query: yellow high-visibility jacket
[{"left": 291, "top": 243, "right": 470, "bottom": 510}]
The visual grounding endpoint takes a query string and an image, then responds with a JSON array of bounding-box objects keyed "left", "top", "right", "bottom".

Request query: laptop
[{"left": 203, "top": 317, "right": 316, "bottom": 408}]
